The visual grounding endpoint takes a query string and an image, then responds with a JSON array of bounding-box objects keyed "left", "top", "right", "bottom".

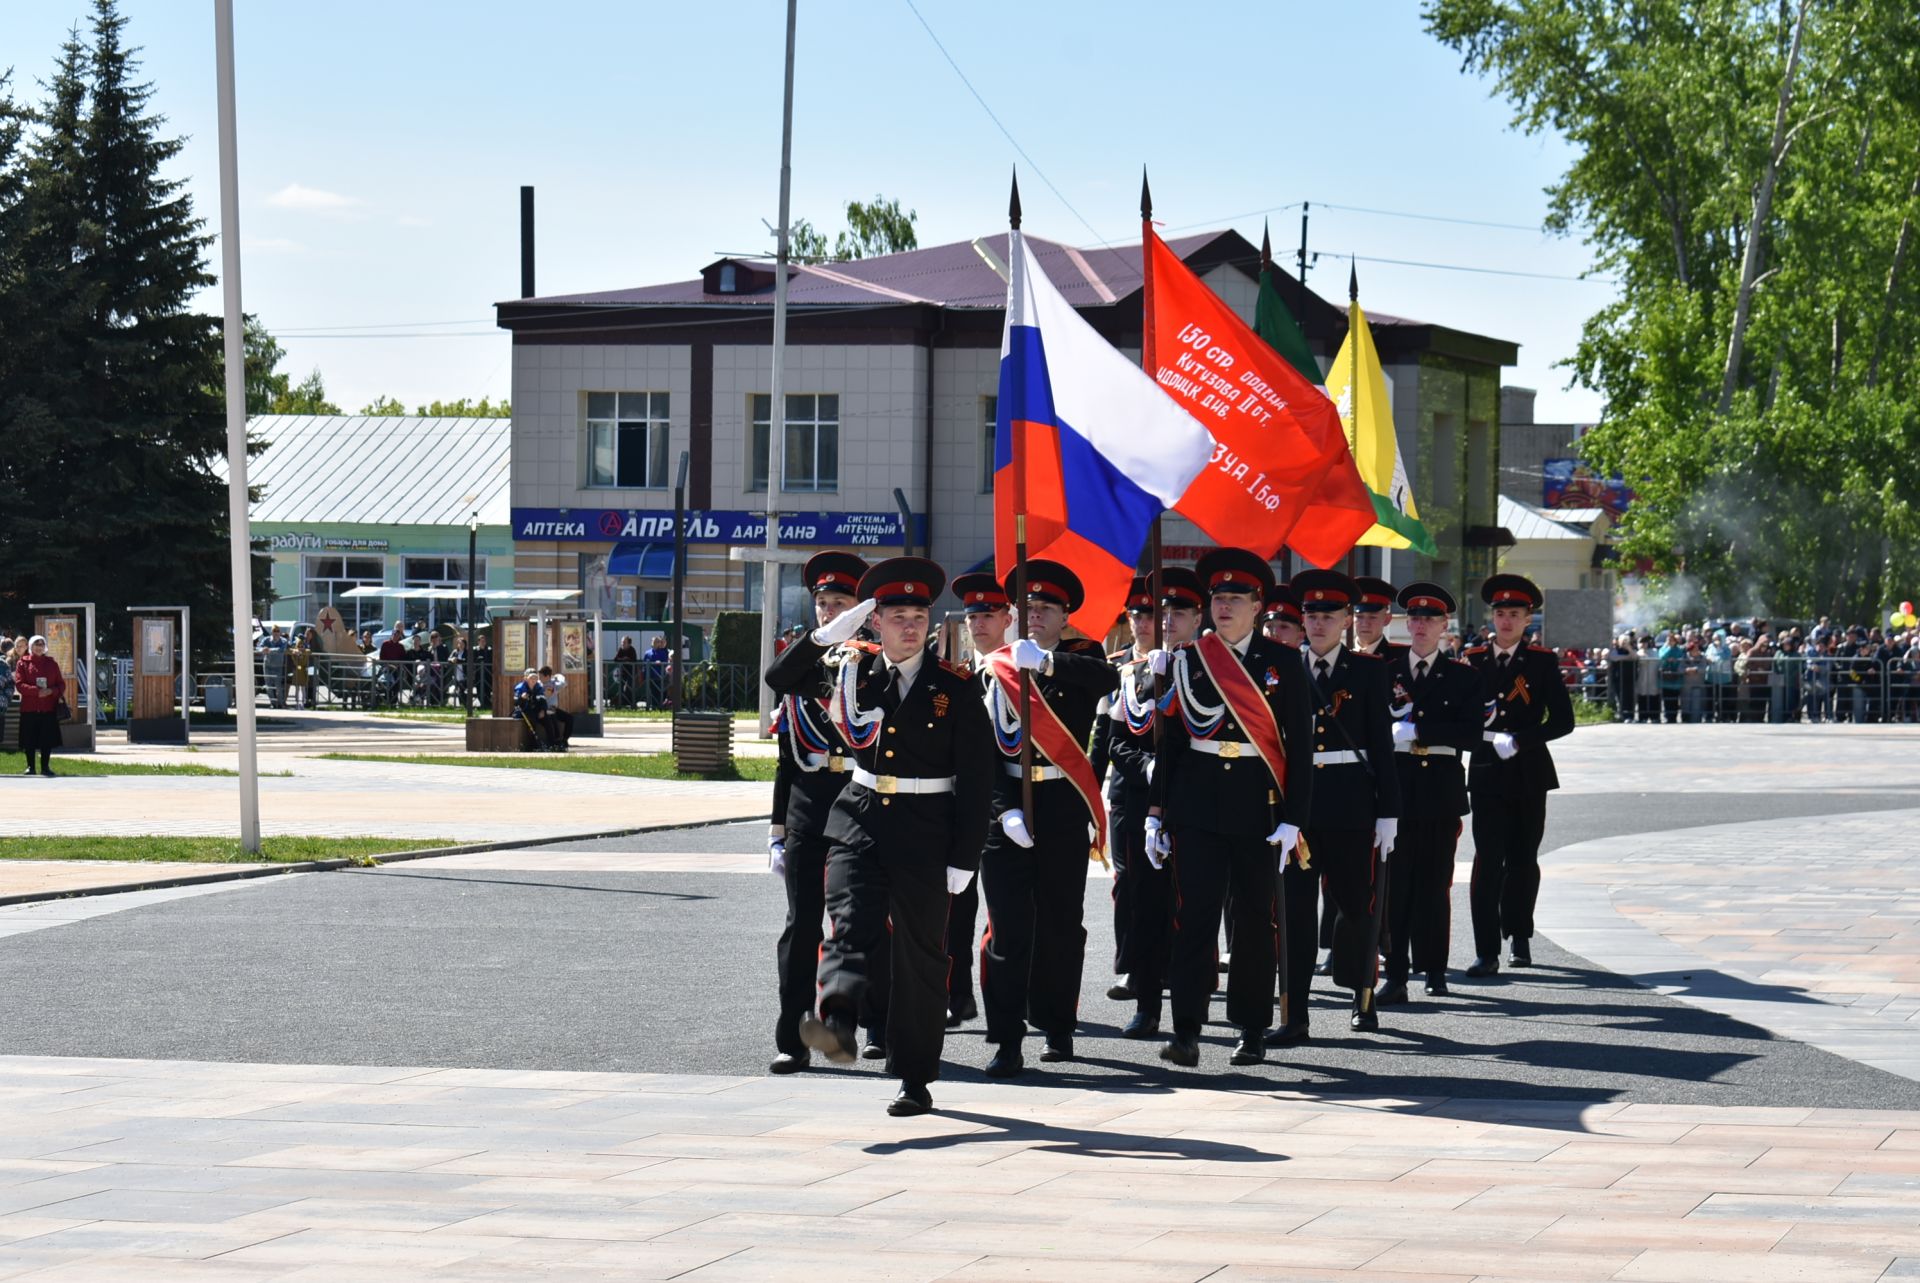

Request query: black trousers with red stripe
[
  {"left": 1283, "top": 827, "right": 1379, "bottom": 1025},
  {"left": 1168, "top": 830, "right": 1277, "bottom": 1037},
  {"left": 818, "top": 836, "right": 943, "bottom": 1084},
  {"left": 1384, "top": 819, "right": 1461, "bottom": 984},
  {"left": 777, "top": 834, "right": 888, "bottom": 1057},
  {"left": 979, "top": 782, "right": 1092, "bottom": 1048},
  {"left": 1469, "top": 788, "right": 1549, "bottom": 958}
]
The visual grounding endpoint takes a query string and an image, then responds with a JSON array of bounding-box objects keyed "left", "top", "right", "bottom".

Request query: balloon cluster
[{"left": 1891, "top": 600, "right": 1918, "bottom": 630}]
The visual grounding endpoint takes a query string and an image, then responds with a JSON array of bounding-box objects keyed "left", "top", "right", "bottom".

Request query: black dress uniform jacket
[
  {"left": 1302, "top": 647, "right": 1403, "bottom": 824},
  {"left": 1153, "top": 633, "right": 1315, "bottom": 832},
  {"left": 986, "top": 638, "right": 1116, "bottom": 819},
  {"left": 1464, "top": 644, "right": 1575, "bottom": 795},
  {"left": 1385, "top": 648, "right": 1484, "bottom": 818}
]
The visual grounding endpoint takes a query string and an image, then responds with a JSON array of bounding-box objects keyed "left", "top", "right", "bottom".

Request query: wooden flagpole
[
  {"left": 1009, "top": 172, "right": 1034, "bottom": 822},
  {"left": 1141, "top": 168, "right": 1167, "bottom": 749}
]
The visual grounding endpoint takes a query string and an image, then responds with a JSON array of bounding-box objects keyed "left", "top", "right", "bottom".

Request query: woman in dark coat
[{"left": 14, "top": 635, "right": 66, "bottom": 777}]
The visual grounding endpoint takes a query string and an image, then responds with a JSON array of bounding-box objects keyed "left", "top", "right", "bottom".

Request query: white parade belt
[
  {"left": 1312, "top": 749, "right": 1367, "bottom": 765},
  {"left": 1190, "top": 739, "right": 1256, "bottom": 759},
  {"left": 851, "top": 767, "right": 955, "bottom": 795},
  {"left": 1394, "top": 743, "right": 1459, "bottom": 758},
  {"left": 1002, "top": 762, "right": 1068, "bottom": 782}
]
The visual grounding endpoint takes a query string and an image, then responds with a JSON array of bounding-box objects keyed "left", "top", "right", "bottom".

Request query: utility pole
[{"left": 756, "top": 0, "right": 798, "bottom": 736}]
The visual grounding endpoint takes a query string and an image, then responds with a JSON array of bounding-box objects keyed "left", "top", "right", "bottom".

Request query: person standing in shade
[
  {"left": 1377, "top": 583, "right": 1485, "bottom": 1003},
  {"left": 1463, "top": 574, "right": 1576, "bottom": 976},
  {"left": 942, "top": 570, "right": 1017, "bottom": 1029},
  {"left": 1274, "top": 569, "right": 1401, "bottom": 1043},
  {"left": 975, "top": 559, "right": 1116, "bottom": 1077},
  {"left": 1107, "top": 566, "right": 1204, "bottom": 1039},
  {"left": 786, "top": 557, "right": 993, "bottom": 1117},
  {"left": 14, "top": 636, "right": 66, "bottom": 777},
  {"left": 763, "top": 552, "right": 892, "bottom": 1073},
  {"left": 1148, "top": 548, "right": 1315, "bottom": 1068}
]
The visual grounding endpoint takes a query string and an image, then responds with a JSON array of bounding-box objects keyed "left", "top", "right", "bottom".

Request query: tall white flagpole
[
  {"left": 214, "top": 0, "right": 260, "bottom": 852},
  {"left": 756, "top": 0, "right": 797, "bottom": 736}
]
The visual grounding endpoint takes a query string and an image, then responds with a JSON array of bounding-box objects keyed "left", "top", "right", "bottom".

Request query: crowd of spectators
[
  {"left": 1545, "top": 616, "right": 1918, "bottom": 724},
  {"left": 257, "top": 619, "right": 493, "bottom": 711}
]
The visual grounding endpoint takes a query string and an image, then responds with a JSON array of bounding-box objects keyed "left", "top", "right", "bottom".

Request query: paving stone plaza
[{"left": 2, "top": 719, "right": 1919, "bottom": 1279}]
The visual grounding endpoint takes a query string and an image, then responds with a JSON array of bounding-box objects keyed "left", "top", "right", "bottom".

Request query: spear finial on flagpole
[
  {"left": 1349, "top": 256, "right": 1359, "bottom": 303},
  {"left": 1140, "top": 166, "right": 1152, "bottom": 220},
  {"left": 1009, "top": 168, "right": 1022, "bottom": 230},
  {"left": 1261, "top": 218, "right": 1272, "bottom": 269}
]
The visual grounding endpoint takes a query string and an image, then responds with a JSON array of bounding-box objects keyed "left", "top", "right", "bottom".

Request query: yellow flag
[{"left": 1325, "top": 302, "right": 1435, "bottom": 555}]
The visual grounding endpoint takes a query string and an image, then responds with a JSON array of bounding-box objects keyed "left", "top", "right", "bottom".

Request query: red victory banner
[{"left": 1144, "top": 229, "right": 1374, "bottom": 566}]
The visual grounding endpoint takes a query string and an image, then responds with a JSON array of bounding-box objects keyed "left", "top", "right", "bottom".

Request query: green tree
[
  {"left": 358, "top": 394, "right": 407, "bottom": 416},
  {"left": 270, "top": 369, "right": 340, "bottom": 415},
  {"left": 787, "top": 194, "right": 918, "bottom": 262},
  {"left": 1427, "top": 0, "right": 1920, "bottom": 621},
  {"left": 415, "top": 396, "right": 510, "bottom": 417}
]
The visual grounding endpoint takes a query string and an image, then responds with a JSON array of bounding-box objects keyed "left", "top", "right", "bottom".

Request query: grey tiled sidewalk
[{"left": 1, "top": 1055, "right": 1918, "bottom": 1281}]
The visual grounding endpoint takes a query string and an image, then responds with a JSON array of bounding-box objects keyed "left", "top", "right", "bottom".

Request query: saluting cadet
[
  {"left": 1378, "top": 582, "right": 1485, "bottom": 1003},
  {"left": 1262, "top": 585, "right": 1305, "bottom": 650},
  {"left": 1275, "top": 569, "right": 1402, "bottom": 1042},
  {"left": 942, "top": 571, "right": 1016, "bottom": 1028},
  {"left": 1350, "top": 576, "right": 1402, "bottom": 658},
  {"left": 779, "top": 558, "right": 993, "bottom": 1117},
  {"left": 1148, "top": 548, "right": 1315, "bottom": 1068},
  {"left": 763, "top": 553, "right": 888, "bottom": 1073},
  {"left": 1463, "top": 574, "right": 1575, "bottom": 976},
  {"left": 977, "top": 560, "right": 1118, "bottom": 1077},
  {"left": 1107, "top": 567, "right": 1203, "bottom": 1038}
]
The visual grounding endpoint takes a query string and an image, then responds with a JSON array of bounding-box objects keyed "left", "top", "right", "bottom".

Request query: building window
[
  {"left": 304, "top": 555, "right": 386, "bottom": 631},
  {"left": 750, "top": 393, "right": 839, "bottom": 492},
  {"left": 586, "top": 391, "right": 670, "bottom": 489},
  {"left": 981, "top": 394, "right": 998, "bottom": 494},
  {"left": 401, "top": 555, "right": 486, "bottom": 630}
]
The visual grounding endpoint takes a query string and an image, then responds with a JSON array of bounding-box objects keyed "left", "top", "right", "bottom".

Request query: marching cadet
[
  {"left": 762, "top": 552, "right": 888, "bottom": 1073},
  {"left": 1463, "top": 574, "right": 1575, "bottom": 976},
  {"left": 1107, "top": 567, "right": 1204, "bottom": 1038},
  {"left": 778, "top": 557, "right": 993, "bottom": 1117},
  {"left": 1274, "top": 569, "right": 1402, "bottom": 1042},
  {"left": 976, "top": 560, "right": 1118, "bottom": 1077},
  {"left": 1350, "top": 575, "right": 1403, "bottom": 658},
  {"left": 942, "top": 570, "right": 1017, "bottom": 1028},
  {"left": 1262, "top": 585, "right": 1305, "bottom": 650},
  {"left": 1094, "top": 577, "right": 1156, "bottom": 1008},
  {"left": 1148, "top": 548, "right": 1314, "bottom": 1068},
  {"left": 1377, "top": 582, "right": 1485, "bottom": 1003}
]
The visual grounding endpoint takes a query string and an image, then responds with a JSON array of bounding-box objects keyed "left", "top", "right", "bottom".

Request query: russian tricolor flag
[{"left": 995, "top": 231, "right": 1215, "bottom": 635}]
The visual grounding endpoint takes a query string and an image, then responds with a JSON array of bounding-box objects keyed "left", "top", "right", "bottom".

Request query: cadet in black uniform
[
  {"left": 943, "top": 570, "right": 1016, "bottom": 1027},
  {"left": 763, "top": 552, "right": 886, "bottom": 1073},
  {"left": 1262, "top": 585, "right": 1305, "bottom": 650},
  {"left": 1106, "top": 567, "right": 1203, "bottom": 1038},
  {"left": 1095, "top": 577, "right": 1156, "bottom": 1007},
  {"left": 1350, "top": 576, "right": 1401, "bottom": 658},
  {"left": 1149, "top": 548, "right": 1315, "bottom": 1068},
  {"left": 1378, "top": 582, "right": 1485, "bottom": 1003},
  {"left": 1463, "top": 574, "right": 1575, "bottom": 976},
  {"left": 1275, "top": 569, "right": 1402, "bottom": 1041},
  {"left": 780, "top": 558, "right": 994, "bottom": 1117},
  {"left": 977, "top": 560, "right": 1118, "bottom": 1077}
]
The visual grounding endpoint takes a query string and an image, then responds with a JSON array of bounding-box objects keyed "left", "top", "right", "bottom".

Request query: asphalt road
[{"left": 1, "top": 786, "right": 1918, "bottom": 1108}]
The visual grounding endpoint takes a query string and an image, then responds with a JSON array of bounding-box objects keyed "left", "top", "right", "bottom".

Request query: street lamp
[{"left": 466, "top": 510, "right": 479, "bottom": 720}]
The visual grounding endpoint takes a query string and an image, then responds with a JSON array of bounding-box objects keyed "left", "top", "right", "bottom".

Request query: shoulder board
[
  {"left": 1463, "top": 646, "right": 1490, "bottom": 656},
  {"left": 1107, "top": 648, "right": 1133, "bottom": 663},
  {"left": 937, "top": 658, "right": 969, "bottom": 678},
  {"left": 1528, "top": 644, "right": 1556, "bottom": 654},
  {"left": 1349, "top": 649, "right": 1383, "bottom": 661},
  {"left": 1059, "top": 637, "right": 1104, "bottom": 655},
  {"left": 846, "top": 639, "right": 882, "bottom": 655}
]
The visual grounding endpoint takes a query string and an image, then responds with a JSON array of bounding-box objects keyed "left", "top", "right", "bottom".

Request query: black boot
[
  {"left": 887, "top": 1081, "right": 933, "bottom": 1117},
  {"left": 1229, "top": 1029, "right": 1265, "bottom": 1065}
]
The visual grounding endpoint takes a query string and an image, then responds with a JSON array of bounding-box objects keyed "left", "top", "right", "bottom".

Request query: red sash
[
  {"left": 1192, "top": 632, "right": 1289, "bottom": 797},
  {"left": 983, "top": 648, "right": 1108, "bottom": 862}
]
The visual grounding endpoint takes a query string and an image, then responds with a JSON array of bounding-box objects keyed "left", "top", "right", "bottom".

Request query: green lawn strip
[
  {"left": 319, "top": 751, "right": 776, "bottom": 782},
  {"left": 0, "top": 836, "right": 452, "bottom": 864},
  {"left": 1573, "top": 700, "right": 1616, "bottom": 725},
  {"left": 0, "top": 752, "right": 241, "bottom": 778}
]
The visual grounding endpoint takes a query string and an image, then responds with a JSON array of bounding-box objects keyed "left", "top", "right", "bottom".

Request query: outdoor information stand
[
  {"left": 127, "top": 607, "right": 191, "bottom": 744},
  {"left": 28, "top": 601, "right": 96, "bottom": 753}
]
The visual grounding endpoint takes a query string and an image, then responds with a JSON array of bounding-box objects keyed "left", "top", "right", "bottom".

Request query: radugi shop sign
[{"left": 512, "top": 507, "right": 923, "bottom": 547}]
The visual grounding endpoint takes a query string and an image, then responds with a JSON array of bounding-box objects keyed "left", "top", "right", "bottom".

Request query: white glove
[
  {"left": 812, "top": 598, "right": 876, "bottom": 647},
  {"left": 999, "top": 809, "right": 1035, "bottom": 848},
  {"left": 1374, "top": 817, "right": 1398, "bottom": 860},
  {"left": 1267, "top": 822, "right": 1300, "bottom": 859},
  {"left": 1492, "top": 731, "right": 1518, "bottom": 760},
  {"left": 1147, "top": 648, "right": 1171, "bottom": 676},
  {"left": 1143, "top": 816, "right": 1169, "bottom": 869},
  {"left": 945, "top": 866, "right": 975, "bottom": 895},
  {"left": 1011, "top": 638, "right": 1050, "bottom": 672},
  {"left": 1391, "top": 719, "right": 1419, "bottom": 746},
  {"left": 767, "top": 830, "right": 787, "bottom": 877}
]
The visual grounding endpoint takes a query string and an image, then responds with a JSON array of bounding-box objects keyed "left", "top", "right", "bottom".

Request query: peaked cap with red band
[
  {"left": 1291, "top": 567, "right": 1361, "bottom": 613},
  {"left": 858, "top": 556, "right": 945, "bottom": 608},
  {"left": 1397, "top": 580, "right": 1456, "bottom": 617},
  {"left": 1004, "top": 558, "right": 1085, "bottom": 613},
  {"left": 1157, "top": 566, "right": 1204, "bottom": 608},
  {"left": 803, "top": 551, "right": 868, "bottom": 600},
  {"left": 1353, "top": 575, "right": 1398, "bottom": 613},
  {"left": 951, "top": 571, "right": 1011, "bottom": 616},
  {"left": 1124, "top": 576, "right": 1154, "bottom": 612},
  {"left": 1480, "top": 573, "right": 1543, "bottom": 610},
  {"left": 1263, "top": 584, "right": 1303, "bottom": 624},
  {"left": 1195, "top": 547, "right": 1276, "bottom": 600}
]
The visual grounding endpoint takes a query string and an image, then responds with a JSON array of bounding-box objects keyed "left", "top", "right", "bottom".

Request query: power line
[
  {"left": 1316, "top": 201, "right": 1543, "bottom": 233},
  {"left": 900, "top": 0, "right": 1108, "bottom": 248},
  {"left": 1329, "top": 250, "right": 1613, "bottom": 284}
]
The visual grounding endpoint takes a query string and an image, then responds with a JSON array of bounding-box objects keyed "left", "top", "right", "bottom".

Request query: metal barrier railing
[{"left": 1554, "top": 653, "right": 1916, "bottom": 723}]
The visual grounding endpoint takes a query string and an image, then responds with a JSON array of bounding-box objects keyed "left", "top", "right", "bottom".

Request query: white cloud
[{"left": 264, "top": 183, "right": 362, "bottom": 213}]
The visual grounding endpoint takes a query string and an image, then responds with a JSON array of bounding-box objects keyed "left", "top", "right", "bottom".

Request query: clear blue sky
[{"left": 3, "top": 0, "right": 1609, "bottom": 422}]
